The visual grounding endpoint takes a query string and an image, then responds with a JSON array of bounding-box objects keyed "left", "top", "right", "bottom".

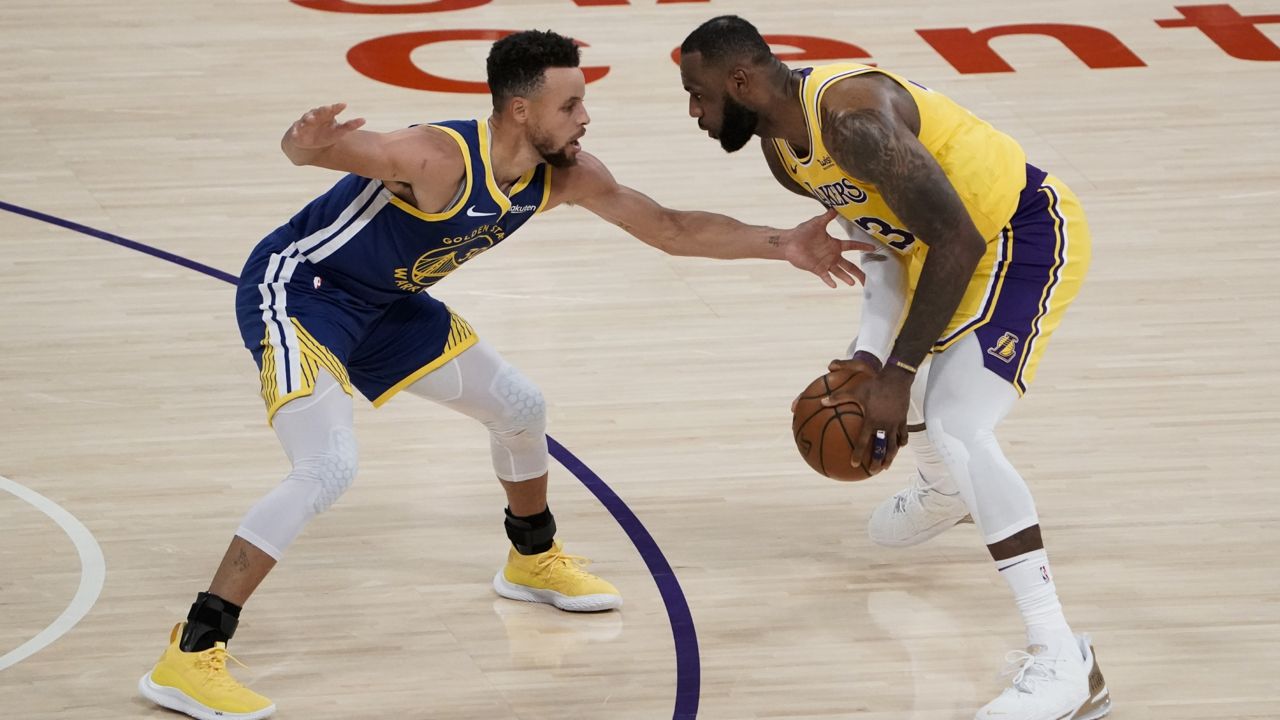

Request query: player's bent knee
[
  {"left": 292, "top": 427, "right": 359, "bottom": 513},
  {"left": 923, "top": 415, "right": 974, "bottom": 469},
  {"left": 489, "top": 367, "right": 547, "bottom": 438}
]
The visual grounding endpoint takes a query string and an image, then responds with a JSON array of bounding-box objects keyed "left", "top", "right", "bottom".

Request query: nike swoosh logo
[{"left": 466, "top": 206, "right": 496, "bottom": 217}]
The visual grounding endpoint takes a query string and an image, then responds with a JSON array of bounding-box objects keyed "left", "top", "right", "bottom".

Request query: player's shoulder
[
  {"left": 815, "top": 71, "right": 920, "bottom": 141},
  {"left": 387, "top": 123, "right": 469, "bottom": 190},
  {"left": 817, "top": 71, "right": 905, "bottom": 117},
  {"left": 410, "top": 124, "right": 469, "bottom": 165},
  {"left": 545, "top": 150, "right": 617, "bottom": 208},
  {"left": 564, "top": 149, "right": 610, "bottom": 178}
]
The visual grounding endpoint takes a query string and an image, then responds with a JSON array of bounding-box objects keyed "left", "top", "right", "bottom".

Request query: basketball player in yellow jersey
[{"left": 679, "top": 16, "right": 1109, "bottom": 720}]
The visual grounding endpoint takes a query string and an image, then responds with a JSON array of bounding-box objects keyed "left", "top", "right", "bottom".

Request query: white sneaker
[
  {"left": 867, "top": 471, "right": 971, "bottom": 547},
  {"left": 975, "top": 633, "right": 1112, "bottom": 720}
]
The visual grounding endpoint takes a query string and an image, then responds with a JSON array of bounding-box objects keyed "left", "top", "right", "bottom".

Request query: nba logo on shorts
[
  {"left": 1040, "top": 564, "right": 1052, "bottom": 583},
  {"left": 987, "top": 332, "right": 1020, "bottom": 363}
]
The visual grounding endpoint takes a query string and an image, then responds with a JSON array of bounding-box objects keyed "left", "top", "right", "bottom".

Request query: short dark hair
[
  {"left": 680, "top": 15, "right": 772, "bottom": 66},
  {"left": 486, "top": 30, "right": 581, "bottom": 109}
]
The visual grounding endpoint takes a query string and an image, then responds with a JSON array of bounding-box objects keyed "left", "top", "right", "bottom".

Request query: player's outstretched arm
[
  {"left": 280, "top": 103, "right": 456, "bottom": 184},
  {"left": 554, "top": 151, "right": 874, "bottom": 287}
]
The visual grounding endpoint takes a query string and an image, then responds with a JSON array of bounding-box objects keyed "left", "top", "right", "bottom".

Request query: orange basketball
[{"left": 791, "top": 368, "right": 876, "bottom": 481}]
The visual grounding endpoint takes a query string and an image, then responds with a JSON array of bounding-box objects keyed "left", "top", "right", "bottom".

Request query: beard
[
  {"left": 540, "top": 148, "right": 575, "bottom": 168},
  {"left": 718, "top": 95, "right": 759, "bottom": 153},
  {"left": 532, "top": 131, "right": 577, "bottom": 168}
]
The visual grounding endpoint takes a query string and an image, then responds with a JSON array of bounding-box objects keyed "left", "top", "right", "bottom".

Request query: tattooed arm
[
  {"left": 817, "top": 74, "right": 988, "bottom": 473},
  {"left": 819, "top": 75, "right": 988, "bottom": 368}
]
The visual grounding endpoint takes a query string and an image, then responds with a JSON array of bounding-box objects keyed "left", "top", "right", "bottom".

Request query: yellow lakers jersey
[{"left": 771, "top": 63, "right": 1027, "bottom": 253}]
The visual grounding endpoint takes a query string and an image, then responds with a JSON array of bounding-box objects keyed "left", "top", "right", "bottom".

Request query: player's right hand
[{"left": 287, "top": 103, "right": 367, "bottom": 150}]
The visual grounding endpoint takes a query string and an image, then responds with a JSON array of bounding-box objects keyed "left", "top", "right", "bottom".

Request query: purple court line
[
  {"left": 1, "top": 198, "right": 701, "bottom": 720},
  {"left": 0, "top": 200, "right": 238, "bottom": 284},
  {"left": 548, "top": 437, "right": 700, "bottom": 719}
]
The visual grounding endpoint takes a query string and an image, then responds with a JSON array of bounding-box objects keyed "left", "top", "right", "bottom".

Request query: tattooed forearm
[
  {"left": 822, "top": 105, "right": 987, "bottom": 365},
  {"left": 889, "top": 243, "right": 980, "bottom": 364},
  {"left": 233, "top": 547, "right": 251, "bottom": 572}
]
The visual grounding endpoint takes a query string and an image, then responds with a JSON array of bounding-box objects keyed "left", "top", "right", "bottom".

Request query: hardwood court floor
[{"left": 1, "top": 1, "right": 1277, "bottom": 718}]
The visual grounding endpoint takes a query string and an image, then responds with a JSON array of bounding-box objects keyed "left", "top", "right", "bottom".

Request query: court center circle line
[{"left": 0, "top": 474, "right": 106, "bottom": 671}]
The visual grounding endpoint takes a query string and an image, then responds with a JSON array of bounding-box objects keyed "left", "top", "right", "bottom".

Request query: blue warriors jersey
[
  {"left": 247, "top": 119, "right": 552, "bottom": 306},
  {"left": 236, "top": 119, "right": 554, "bottom": 421}
]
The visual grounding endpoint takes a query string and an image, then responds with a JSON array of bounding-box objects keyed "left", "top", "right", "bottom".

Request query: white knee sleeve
[
  {"left": 486, "top": 361, "right": 548, "bottom": 481},
  {"left": 294, "top": 428, "right": 359, "bottom": 514},
  {"left": 404, "top": 339, "right": 549, "bottom": 482},
  {"left": 236, "top": 372, "right": 358, "bottom": 560},
  {"left": 924, "top": 335, "right": 1039, "bottom": 545},
  {"left": 926, "top": 418, "right": 1037, "bottom": 543}
]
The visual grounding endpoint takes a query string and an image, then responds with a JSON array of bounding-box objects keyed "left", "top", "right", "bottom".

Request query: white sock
[
  {"left": 997, "top": 549, "right": 1074, "bottom": 652},
  {"left": 910, "top": 427, "right": 958, "bottom": 495}
]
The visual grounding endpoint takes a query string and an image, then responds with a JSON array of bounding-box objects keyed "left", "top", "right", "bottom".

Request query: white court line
[{"left": 0, "top": 474, "right": 106, "bottom": 671}]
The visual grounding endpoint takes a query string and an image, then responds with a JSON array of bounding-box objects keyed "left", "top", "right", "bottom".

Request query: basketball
[{"left": 791, "top": 368, "right": 875, "bottom": 481}]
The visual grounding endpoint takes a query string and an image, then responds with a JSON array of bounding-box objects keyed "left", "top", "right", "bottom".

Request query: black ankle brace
[
  {"left": 178, "top": 591, "right": 242, "bottom": 652},
  {"left": 504, "top": 506, "right": 556, "bottom": 555}
]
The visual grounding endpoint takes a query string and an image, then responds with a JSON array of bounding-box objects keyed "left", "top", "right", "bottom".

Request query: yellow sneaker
[
  {"left": 493, "top": 541, "right": 622, "bottom": 612},
  {"left": 138, "top": 623, "right": 276, "bottom": 720}
]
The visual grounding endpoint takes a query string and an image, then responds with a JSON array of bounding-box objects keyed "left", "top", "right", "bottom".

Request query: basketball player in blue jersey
[
  {"left": 677, "top": 16, "right": 1108, "bottom": 720},
  {"left": 138, "top": 29, "right": 876, "bottom": 720}
]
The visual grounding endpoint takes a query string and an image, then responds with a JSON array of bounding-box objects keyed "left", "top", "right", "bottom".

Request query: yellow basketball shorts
[{"left": 922, "top": 164, "right": 1092, "bottom": 394}]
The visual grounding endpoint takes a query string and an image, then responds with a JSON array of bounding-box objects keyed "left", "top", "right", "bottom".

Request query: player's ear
[
  {"left": 730, "top": 66, "right": 749, "bottom": 93},
  {"left": 509, "top": 97, "right": 529, "bottom": 123}
]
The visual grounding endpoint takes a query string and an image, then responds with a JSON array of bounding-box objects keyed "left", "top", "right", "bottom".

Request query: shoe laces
[
  {"left": 892, "top": 492, "right": 913, "bottom": 514},
  {"left": 195, "top": 644, "right": 250, "bottom": 690},
  {"left": 892, "top": 483, "right": 929, "bottom": 515},
  {"left": 535, "top": 546, "right": 593, "bottom": 577},
  {"left": 998, "top": 649, "right": 1062, "bottom": 693}
]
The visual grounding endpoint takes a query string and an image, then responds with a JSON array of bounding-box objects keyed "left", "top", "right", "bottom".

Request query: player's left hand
[
  {"left": 781, "top": 208, "right": 876, "bottom": 288},
  {"left": 823, "top": 364, "right": 912, "bottom": 474}
]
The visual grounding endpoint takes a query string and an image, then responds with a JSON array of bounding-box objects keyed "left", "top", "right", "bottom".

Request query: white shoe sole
[
  {"left": 492, "top": 572, "right": 623, "bottom": 612},
  {"left": 138, "top": 672, "right": 276, "bottom": 720},
  {"left": 1073, "top": 689, "right": 1113, "bottom": 720}
]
